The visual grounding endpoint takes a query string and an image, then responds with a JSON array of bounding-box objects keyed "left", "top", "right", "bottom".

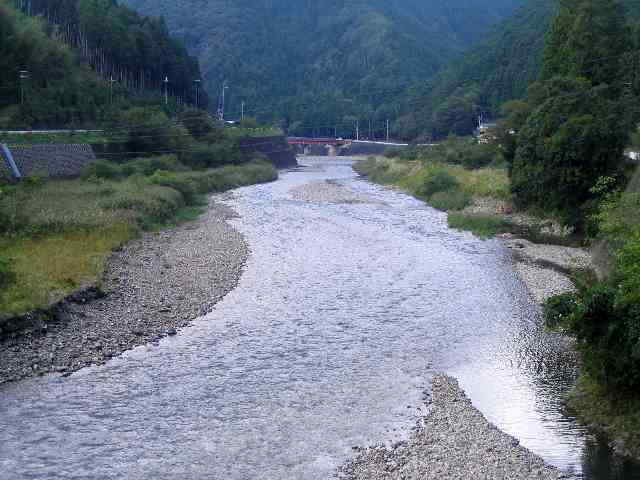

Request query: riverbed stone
[
  {"left": 0, "top": 197, "right": 248, "bottom": 385},
  {"left": 339, "top": 375, "right": 570, "bottom": 480}
]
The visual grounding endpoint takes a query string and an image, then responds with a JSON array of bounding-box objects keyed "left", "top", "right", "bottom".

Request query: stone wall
[
  {"left": 0, "top": 148, "right": 13, "bottom": 182},
  {"left": 239, "top": 136, "right": 298, "bottom": 168},
  {"left": 11, "top": 144, "right": 97, "bottom": 178},
  {"left": 0, "top": 144, "right": 97, "bottom": 180}
]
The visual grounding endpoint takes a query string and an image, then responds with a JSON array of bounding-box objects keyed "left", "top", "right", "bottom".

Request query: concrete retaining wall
[{"left": 0, "top": 144, "right": 96, "bottom": 180}]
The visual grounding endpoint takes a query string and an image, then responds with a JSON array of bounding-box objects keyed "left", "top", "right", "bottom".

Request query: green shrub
[
  {"left": 543, "top": 292, "right": 578, "bottom": 328},
  {"left": 448, "top": 213, "right": 513, "bottom": 238},
  {"left": 100, "top": 182, "right": 184, "bottom": 225},
  {"left": 616, "top": 230, "right": 640, "bottom": 306},
  {"left": 179, "top": 109, "right": 220, "bottom": 139},
  {"left": 121, "top": 155, "right": 184, "bottom": 177},
  {"left": 0, "top": 256, "right": 16, "bottom": 289},
  {"left": 415, "top": 169, "right": 459, "bottom": 198},
  {"left": 460, "top": 144, "right": 499, "bottom": 169},
  {"left": 428, "top": 189, "right": 471, "bottom": 211},
  {"left": 147, "top": 171, "right": 198, "bottom": 204},
  {"left": 182, "top": 141, "right": 241, "bottom": 169},
  {"left": 557, "top": 283, "right": 640, "bottom": 393},
  {"left": 83, "top": 160, "right": 123, "bottom": 180}
]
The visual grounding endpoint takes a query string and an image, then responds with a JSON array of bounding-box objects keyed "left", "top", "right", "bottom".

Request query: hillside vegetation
[
  {"left": 122, "top": 0, "right": 523, "bottom": 136},
  {"left": 409, "top": 0, "right": 640, "bottom": 139},
  {"left": 1, "top": 0, "right": 206, "bottom": 128}
]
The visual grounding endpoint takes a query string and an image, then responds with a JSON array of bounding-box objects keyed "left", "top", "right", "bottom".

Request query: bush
[
  {"left": 616, "top": 230, "right": 640, "bottom": 306},
  {"left": 147, "top": 171, "right": 198, "bottom": 204},
  {"left": 543, "top": 292, "right": 578, "bottom": 328},
  {"left": 555, "top": 283, "right": 640, "bottom": 393},
  {"left": 121, "top": 155, "right": 184, "bottom": 177},
  {"left": 182, "top": 141, "right": 242, "bottom": 169},
  {"left": 415, "top": 168, "right": 459, "bottom": 198},
  {"left": 428, "top": 189, "right": 471, "bottom": 211},
  {"left": 448, "top": 213, "right": 513, "bottom": 238},
  {"left": 179, "top": 109, "right": 220, "bottom": 140},
  {"left": 0, "top": 256, "right": 16, "bottom": 289},
  {"left": 83, "top": 160, "right": 123, "bottom": 180},
  {"left": 461, "top": 144, "right": 499, "bottom": 169}
]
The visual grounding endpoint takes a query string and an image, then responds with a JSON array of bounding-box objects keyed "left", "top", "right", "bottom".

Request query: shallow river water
[{"left": 2, "top": 158, "right": 640, "bottom": 479}]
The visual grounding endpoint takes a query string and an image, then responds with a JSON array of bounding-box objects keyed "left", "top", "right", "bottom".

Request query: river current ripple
[{"left": 1, "top": 158, "right": 637, "bottom": 479}]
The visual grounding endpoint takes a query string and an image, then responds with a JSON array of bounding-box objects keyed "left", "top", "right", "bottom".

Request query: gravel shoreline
[
  {"left": 339, "top": 375, "right": 570, "bottom": 480},
  {"left": 0, "top": 194, "right": 248, "bottom": 384},
  {"left": 503, "top": 236, "right": 592, "bottom": 304},
  {"left": 463, "top": 196, "right": 593, "bottom": 304}
]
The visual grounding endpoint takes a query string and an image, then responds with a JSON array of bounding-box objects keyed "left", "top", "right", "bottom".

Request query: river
[{"left": 1, "top": 157, "right": 639, "bottom": 479}]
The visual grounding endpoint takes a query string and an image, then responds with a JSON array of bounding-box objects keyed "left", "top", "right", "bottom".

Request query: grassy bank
[
  {"left": 354, "top": 155, "right": 516, "bottom": 238},
  {"left": 0, "top": 159, "right": 277, "bottom": 317}
]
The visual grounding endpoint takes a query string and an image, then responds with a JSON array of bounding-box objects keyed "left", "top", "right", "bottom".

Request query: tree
[
  {"left": 114, "top": 107, "right": 189, "bottom": 158},
  {"left": 510, "top": 0, "right": 633, "bottom": 225},
  {"left": 541, "top": 0, "right": 630, "bottom": 88}
]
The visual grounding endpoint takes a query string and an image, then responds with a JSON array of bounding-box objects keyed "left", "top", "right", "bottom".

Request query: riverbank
[
  {"left": 354, "top": 156, "right": 591, "bottom": 304},
  {"left": 0, "top": 160, "right": 276, "bottom": 319},
  {"left": 0, "top": 194, "right": 248, "bottom": 384},
  {"left": 339, "top": 375, "right": 567, "bottom": 480}
]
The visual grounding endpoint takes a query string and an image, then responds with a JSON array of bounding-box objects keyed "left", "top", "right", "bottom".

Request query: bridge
[{"left": 287, "top": 137, "right": 411, "bottom": 156}]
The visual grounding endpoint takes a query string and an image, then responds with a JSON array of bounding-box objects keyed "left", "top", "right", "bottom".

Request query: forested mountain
[
  {"left": 407, "top": 0, "right": 640, "bottom": 139},
  {"left": 398, "top": 0, "right": 556, "bottom": 139},
  {"left": 122, "top": 0, "right": 524, "bottom": 136},
  {"left": 0, "top": 0, "right": 206, "bottom": 127}
]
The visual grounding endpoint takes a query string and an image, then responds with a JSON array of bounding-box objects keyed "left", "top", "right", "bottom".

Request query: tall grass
[
  {"left": 356, "top": 157, "right": 509, "bottom": 201},
  {"left": 0, "top": 160, "right": 277, "bottom": 315}
]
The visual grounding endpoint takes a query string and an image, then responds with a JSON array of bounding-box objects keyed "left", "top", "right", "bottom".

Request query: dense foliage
[
  {"left": 509, "top": 0, "right": 635, "bottom": 227},
  {"left": 0, "top": 0, "right": 106, "bottom": 126},
  {"left": 0, "top": 0, "right": 206, "bottom": 128},
  {"left": 122, "top": 0, "right": 523, "bottom": 136},
  {"left": 545, "top": 188, "right": 640, "bottom": 393},
  {"left": 400, "top": 0, "right": 555, "bottom": 139},
  {"left": 409, "top": 0, "right": 640, "bottom": 139}
]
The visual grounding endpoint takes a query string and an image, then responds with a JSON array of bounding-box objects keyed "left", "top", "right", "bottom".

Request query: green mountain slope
[
  {"left": 122, "top": 0, "right": 524, "bottom": 134},
  {"left": 409, "top": 0, "right": 640, "bottom": 139},
  {"left": 0, "top": 0, "right": 206, "bottom": 128}
]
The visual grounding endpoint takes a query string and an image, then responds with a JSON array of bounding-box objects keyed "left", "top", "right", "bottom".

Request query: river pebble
[
  {"left": 0, "top": 196, "right": 248, "bottom": 384},
  {"left": 290, "top": 179, "right": 382, "bottom": 204},
  {"left": 338, "top": 375, "right": 570, "bottom": 480}
]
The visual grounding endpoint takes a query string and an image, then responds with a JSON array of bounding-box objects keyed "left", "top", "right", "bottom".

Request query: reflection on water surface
[{"left": 1, "top": 158, "right": 639, "bottom": 479}]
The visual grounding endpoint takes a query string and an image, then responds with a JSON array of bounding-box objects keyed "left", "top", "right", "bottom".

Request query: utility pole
[
  {"left": 356, "top": 120, "right": 359, "bottom": 140},
  {"left": 19, "top": 70, "right": 29, "bottom": 105},
  {"left": 386, "top": 119, "right": 390, "bottom": 142},
  {"left": 368, "top": 119, "right": 372, "bottom": 140},
  {"left": 241, "top": 101, "right": 245, "bottom": 121},
  {"left": 109, "top": 76, "right": 115, "bottom": 105},
  {"left": 163, "top": 76, "right": 169, "bottom": 106},
  {"left": 334, "top": 125, "right": 337, "bottom": 138},
  {"left": 220, "top": 81, "right": 229, "bottom": 121},
  {"left": 194, "top": 79, "right": 201, "bottom": 109}
]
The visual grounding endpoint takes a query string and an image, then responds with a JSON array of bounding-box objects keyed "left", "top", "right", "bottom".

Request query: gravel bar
[
  {"left": 0, "top": 195, "right": 248, "bottom": 384},
  {"left": 289, "top": 179, "right": 383, "bottom": 204},
  {"left": 339, "top": 375, "right": 570, "bottom": 480}
]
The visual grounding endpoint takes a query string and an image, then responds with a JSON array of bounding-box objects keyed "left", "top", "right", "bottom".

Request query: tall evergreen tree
[
  {"left": 541, "top": 0, "right": 630, "bottom": 88},
  {"left": 511, "top": 0, "right": 633, "bottom": 225}
]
